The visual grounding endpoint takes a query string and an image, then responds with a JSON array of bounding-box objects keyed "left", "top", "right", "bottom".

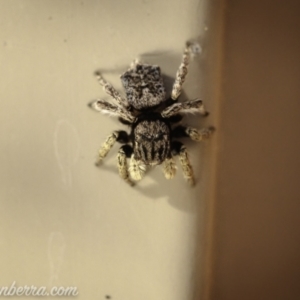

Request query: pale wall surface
[{"left": 0, "top": 1, "right": 220, "bottom": 299}]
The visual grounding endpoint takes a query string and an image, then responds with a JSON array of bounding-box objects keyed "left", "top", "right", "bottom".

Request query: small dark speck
[
  {"left": 3, "top": 41, "right": 7, "bottom": 47},
  {"left": 105, "top": 296, "right": 111, "bottom": 299},
  {"left": 64, "top": 39, "right": 67, "bottom": 43},
  {"left": 48, "top": 16, "right": 53, "bottom": 21},
  {"left": 87, "top": 101, "right": 94, "bottom": 108}
]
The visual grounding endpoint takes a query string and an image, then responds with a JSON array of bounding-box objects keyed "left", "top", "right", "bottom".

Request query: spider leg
[
  {"left": 118, "top": 117, "right": 133, "bottom": 126},
  {"left": 96, "top": 130, "right": 130, "bottom": 165},
  {"left": 161, "top": 99, "right": 208, "bottom": 118},
  {"left": 172, "top": 141, "right": 195, "bottom": 186},
  {"left": 171, "top": 42, "right": 201, "bottom": 101},
  {"left": 172, "top": 125, "right": 215, "bottom": 141},
  {"left": 95, "top": 71, "right": 130, "bottom": 108},
  {"left": 166, "top": 114, "right": 183, "bottom": 123},
  {"left": 118, "top": 145, "right": 134, "bottom": 186},
  {"left": 162, "top": 156, "right": 177, "bottom": 179},
  {"left": 130, "top": 58, "right": 141, "bottom": 69},
  {"left": 129, "top": 155, "right": 147, "bottom": 181},
  {"left": 91, "top": 99, "right": 135, "bottom": 123}
]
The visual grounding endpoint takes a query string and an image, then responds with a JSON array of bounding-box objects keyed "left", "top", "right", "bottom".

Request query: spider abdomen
[{"left": 133, "top": 118, "right": 171, "bottom": 166}]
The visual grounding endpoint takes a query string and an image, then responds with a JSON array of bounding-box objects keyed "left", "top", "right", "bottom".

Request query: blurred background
[
  {"left": 0, "top": 0, "right": 299, "bottom": 300},
  {"left": 210, "top": 1, "right": 300, "bottom": 300}
]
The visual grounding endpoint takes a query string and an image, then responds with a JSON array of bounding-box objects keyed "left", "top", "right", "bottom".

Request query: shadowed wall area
[{"left": 211, "top": 1, "right": 300, "bottom": 299}]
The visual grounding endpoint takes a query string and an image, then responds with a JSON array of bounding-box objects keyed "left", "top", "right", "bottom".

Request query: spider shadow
[
  {"left": 134, "top": 170, "right": 204, "bottom": 213},
  {"left": 95, "top": 145, "right": 206, "bottom": 213},
  {"left": 135, "top": 50, "right": 208, "bottom": 211},
  {"left": 140, "top": 49, "right": 207, "bottom": 127}
]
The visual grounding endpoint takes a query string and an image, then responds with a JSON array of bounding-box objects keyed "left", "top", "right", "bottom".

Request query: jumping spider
[{"left": 91, "top": 42, "right": 214, "bottom": 186}]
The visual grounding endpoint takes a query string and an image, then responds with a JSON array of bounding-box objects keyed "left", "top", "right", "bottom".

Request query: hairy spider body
[
  {"left": 91, "top": 42, "right": 214, "bottom": 186},
  {"left": 121, "top": 64, "right": 166, "bottom": 110},
  {"left": 132, "top": 112, "right": 171, "bottom": 166}
]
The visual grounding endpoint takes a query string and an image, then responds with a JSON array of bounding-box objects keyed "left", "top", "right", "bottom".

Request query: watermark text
[{"left": 0, "top": 282, "right": 78, "bottom": 297}]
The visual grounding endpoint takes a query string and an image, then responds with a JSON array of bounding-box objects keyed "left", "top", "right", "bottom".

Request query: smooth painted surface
[{"left": 0, "top": 1, "right": 219, "bottom": 299}]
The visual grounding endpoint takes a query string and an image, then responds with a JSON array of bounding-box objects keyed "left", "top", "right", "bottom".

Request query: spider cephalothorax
[
  {"left": 121, "top": 64, "right": 166, "bottom": 110},
  {"left": 91, "top": 42, "right": 214, "bottom": 186}
]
